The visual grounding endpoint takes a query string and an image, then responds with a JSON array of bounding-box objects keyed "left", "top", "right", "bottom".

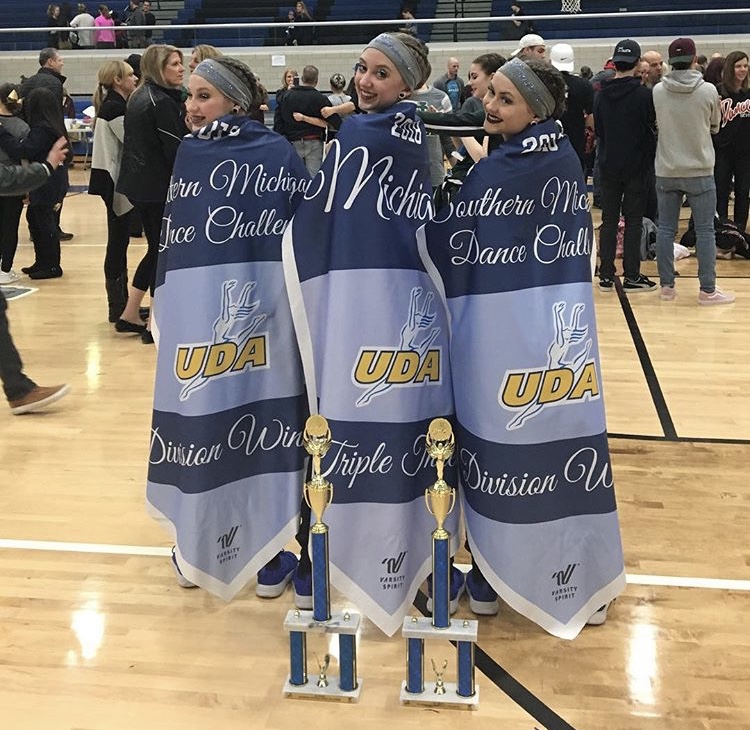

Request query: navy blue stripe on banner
[
  {"left": 456, "top": 422, "right": 616, "bottom": 524},
  {"left": 148, "top": 394, "right": 307, "bottom": 493}
]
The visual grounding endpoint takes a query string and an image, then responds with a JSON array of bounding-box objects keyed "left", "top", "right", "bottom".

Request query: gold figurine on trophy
[
  {"left": 424, "top": 418, "right": 456, "bottom": 538},
  {"left": 303, "top": 414, "right": 334, "bottom": 533},
  {"left": 431, "top": 658, "right": 448, "bottom": 695}
]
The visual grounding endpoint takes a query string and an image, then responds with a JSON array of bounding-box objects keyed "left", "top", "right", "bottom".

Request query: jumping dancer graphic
[
  {"left": 179, "top": 279, "right": 267, "bottom": 401},
  {"left": 355, "top": 286, "right": 440, "bottom": 407},
  {"left": 505, "top": 301, "right": 592, "bottom": 430}
]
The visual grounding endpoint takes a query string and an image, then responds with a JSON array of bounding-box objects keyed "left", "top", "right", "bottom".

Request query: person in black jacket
[
  {"left": 0, "top": 88, "right": 71, "bottom": 279},
  {"left": 116, "top": 43, "right": 185, "bottom": 340},
  {"left": 20, "top": 48, "right": 66, "bottom": 107},
  {"left": 594, "top": 39, "right": 657, "bottom": 293},
  {"left": 88, "top": 59, "right": 138, "bottom": 323},
  {"left": 714, "top": 50, "right": 750, "bottom": 231},
  {"left": 0, "top": 137, "right": 71, "bottom": 414}
]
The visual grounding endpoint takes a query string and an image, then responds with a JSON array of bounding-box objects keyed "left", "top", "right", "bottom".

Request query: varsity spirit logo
[
  {"left": 352, "top": 286, "right": 441, "bottom": 406},
  {"left": 174, "top": 279, "right": 269, "bottom": 401},
  {"left": 551, "top": 562, "right": 579, "bottom": 602},
  {"left": 499, "top": 301, "right": 599, "bottom": 429},
  {"left": 380, "top": 550, "right": 407, "bottom": 591},
  {"left": 216, "top": 524, "right": 241, "bottom": 565}
]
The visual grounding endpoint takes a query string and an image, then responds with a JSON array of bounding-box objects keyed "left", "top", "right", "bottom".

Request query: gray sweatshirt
[{"left": 653, "top": 69, "right": 720, "bottom": 178}]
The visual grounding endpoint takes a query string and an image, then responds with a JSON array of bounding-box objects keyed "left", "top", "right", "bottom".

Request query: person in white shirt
[{"left": 70, "top": 3, "right": 96, "bottom": 49}]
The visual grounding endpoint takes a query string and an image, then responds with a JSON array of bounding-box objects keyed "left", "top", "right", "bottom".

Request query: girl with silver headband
[
  {"left": 282, "top": 33, "right": 457, "bottom": 635},
  {"left": 419, "top": 58, "right": 627, "bottom": 636},
  {"left": 146, "top": 57, "right": 314, "bottom": 604}
]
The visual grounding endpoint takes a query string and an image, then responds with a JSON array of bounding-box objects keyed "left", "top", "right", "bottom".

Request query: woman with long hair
[
  {"left": 88, "top": 60, "right": 137, "bottom": 323},
  {"left": 147, "top": 57, "right": 311, "bottom": 599},
  {"left": 420, "top": 58, "right": 625, "bottom": 635},
  {"left": 94, "top": 4, "right": 116, "bottom": 49},
  {"left": 0, "top": 87, "right": 70, "bottom": 279},
  {"left": 116, "top": 44, "right": 185, "bottom": 340},
  {"left": 46, "top": 4, "right": 62, "bottom": 48},
  {"left": 282, "top": 33, "right": 456, "bottom": 635},
  {"left": 714, "top": 50, "right": 750, "bottom": 231},
  {"left": 188, "top": 44, "right": 222, "bottom": 72},
  {"left": 0, "top": 84, "right": 30, "bottom": 284}
]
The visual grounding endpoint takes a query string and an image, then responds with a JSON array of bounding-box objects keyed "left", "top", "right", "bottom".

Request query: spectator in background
[
  {"left": 642, "top": 50, "right": 663, "bottom": 87},
  {"left": 288, "top": 1, "right": 314, "bottom": 46},
  {"left": 398, "top": 5, "right": 417, "bottom": 35},
  {"left": 696, "top": 54, "right": 708, "bottom": 75},
  {"left": 46, "top": 5, "right": 62, "bottom": 49},
  {"left": 504, "top": 3, "right": 533, "bottom": 41},
  {"left": 70, "top": 3, "right": 96, "bottom": 48},
  {"left": 580, "top": 65, "right": 593, "bottom": 81},
  {"left": 638, "top": 60, "right": 650, "bottom": 84},
  {"left": 94, "top": 5, "right": 116, "bottom": 48},
  {"left": 703, "top": 56, "right": 725, "bottom": 87},
  {"left": 510, "top": 33, "right": 546, "bottom": 61},
  {"left": 713, "top": 51, "right": 750, "bottom": 232},
  {"left": 433, "top": 57, "right": 464, "bottom": 111},
  {"left": 550, "top": 43, "right": 593, "bottom": 170},
  {"left": 143, "top": 0, "right": 156, "bottom": 44},
  {"left": 58, "top": 3, "right": 74, "bottom": 49},
  {"left": 125, "top": 0, "right": 146, "bottom": 48},
  {"left": 20, "top": 48, "right": 66, "bottom": 106},
  {"left": 189, "top": 44, "right": 221, "bottom": 72}
]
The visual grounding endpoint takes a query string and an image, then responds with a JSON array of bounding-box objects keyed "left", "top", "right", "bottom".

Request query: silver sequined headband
[
  {"left": 366, "top": 33, "right": 421, "bottom": 90},
  {"left": 193, "top": 59, "right": 253, "bottom": 112},
  {"left": 498, "top": 58, "right": 556, "bottom": 120}
]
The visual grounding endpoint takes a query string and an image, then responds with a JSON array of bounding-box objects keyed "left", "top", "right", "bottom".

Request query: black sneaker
[
  {"left": 622, "top": 274, "right": 657, "bottom": 293},
  {"left": 598, "top": 277, "right": 614, "bottom": 292}
]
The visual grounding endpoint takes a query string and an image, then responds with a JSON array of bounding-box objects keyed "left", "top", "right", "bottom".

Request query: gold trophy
[
  {"left": 303, "top": 414, "right": 334, "bottom": 536},
  {"left": 424, "top": 417, "right": 456, "bottom": 539}
]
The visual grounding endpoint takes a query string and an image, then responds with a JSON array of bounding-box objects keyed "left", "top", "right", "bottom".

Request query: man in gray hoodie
[{"left": 653, "top": 37, "right": 734, "bottom": 304}]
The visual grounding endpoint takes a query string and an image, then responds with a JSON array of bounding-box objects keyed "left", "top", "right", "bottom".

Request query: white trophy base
[
  {"left": 284, "top": 608, "right": 361, "bottom": 634},
  {"left": 400, "top": 680, "right": 479, "bottom": 708},
  {"left": 401, "top": 615, "right": 478, "bottom": 641},
  {"left": 283, "top": 677, "right": 362, "bottom": 702}
]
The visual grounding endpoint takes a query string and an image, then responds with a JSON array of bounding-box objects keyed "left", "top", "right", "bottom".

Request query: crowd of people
[{"left": 0, "top": 23, "right": 742, "bottom": 636}]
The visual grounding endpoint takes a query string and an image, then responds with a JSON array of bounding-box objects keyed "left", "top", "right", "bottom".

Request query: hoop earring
[
  {"left": 398, "top": 91, "right": 407, "bottom": 100},
  {"left": 232, "top": 105, "right": 241, "bottom": 113}
]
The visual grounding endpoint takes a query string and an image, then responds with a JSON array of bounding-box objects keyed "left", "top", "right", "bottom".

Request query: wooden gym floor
[{"left": 0, "top": 172, "right": 748, "bottom": 730}]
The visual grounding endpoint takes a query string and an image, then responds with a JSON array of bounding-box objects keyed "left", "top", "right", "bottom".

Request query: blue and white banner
[
  {"left": 147, "top": 117, "right": 311, "bottom": 600},
  {"left": 283, "top": 104, "right": 457, "bottom": 636},
  {"left": 419, "top": 119, "right": 626, "bottom": 639}
]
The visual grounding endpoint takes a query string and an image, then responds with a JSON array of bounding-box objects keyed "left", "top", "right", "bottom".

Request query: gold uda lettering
[
  {"left": 175, "top": 336, "right": 268, "bottom": 381},
  {"left": 354, "top": 349, "right": 440, "bottom": 385},
  {"left": 501, "top": 362, "right": 599, "bottom": 408}
]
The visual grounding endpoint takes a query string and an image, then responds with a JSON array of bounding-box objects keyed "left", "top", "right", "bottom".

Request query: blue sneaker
[
  {"left": 171, "top": 546, "right": 197, "bottom": 589},
  {"left": 426, "top": 565, "right": 466, "bottom": 615},
  {"left": 466, "top": 568, "right": 498, "bottom": 616},
  {"left": 292, "top": 565, "right": 313, "bottom": 610},
  {"left": 256, "top": 550, "right": 298, "bottom": 598}
]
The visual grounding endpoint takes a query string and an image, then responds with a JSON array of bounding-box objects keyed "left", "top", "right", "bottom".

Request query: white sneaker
[
  {"left": 698, "top": 288, "right": 735, "bottom": 305},
  {"left": 586, "top": 602, "right": 610, "bottom": 626},
  {"left": 0, "top": 269, "right": 21, "bottom": 285}
]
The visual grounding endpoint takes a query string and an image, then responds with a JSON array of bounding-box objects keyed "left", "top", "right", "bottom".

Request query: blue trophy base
[{"left": 400, "top": 680, "right": 479, "bottom": 708}]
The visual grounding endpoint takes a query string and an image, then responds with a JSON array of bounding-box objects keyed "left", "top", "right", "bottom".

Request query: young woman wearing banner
[
  {"left": 146, "top": 57, "right": 312, "bottom": 601},
  {"left": 419, "top": 58, "right": 626, "bottom": 637},
  {"left": 282, "top": 33, "right": 459, "bottom": 635}
]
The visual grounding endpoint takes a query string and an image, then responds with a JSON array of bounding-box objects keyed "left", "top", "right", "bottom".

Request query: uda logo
[
  {"left": 499, "top": 302, "right": 599, "bottom": 430},
  {"left": 352, "top": 287, "right": 441, "bottom": 406},
  {"left": 174, "top": 279, "right": 269, "bottom": 401}
]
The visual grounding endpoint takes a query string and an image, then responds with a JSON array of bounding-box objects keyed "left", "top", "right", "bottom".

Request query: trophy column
[
  {"left": 283, "top": 415, "right": 362, "bottom": 702},
  {"left": 400, "top": 418, "right": 479, "bottom": 708}
]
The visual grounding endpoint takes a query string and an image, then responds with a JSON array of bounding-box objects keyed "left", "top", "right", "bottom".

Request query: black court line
[
  {"left": 413, "top": 590, "right": 576, "bottom": 730},
  {"left": 614, "top": 278, "right": 678, "bottom": 440},
  {"left": 608, "top": 431, "right": 750, "bottom": 446}
]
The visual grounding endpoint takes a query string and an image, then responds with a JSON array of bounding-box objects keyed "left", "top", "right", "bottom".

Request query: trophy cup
[
  {"left": 283, "top": 415, "right": 362, "bottom": 702},
  {"left": 400, "top": 418, "right": 479, "bottom": 708}
]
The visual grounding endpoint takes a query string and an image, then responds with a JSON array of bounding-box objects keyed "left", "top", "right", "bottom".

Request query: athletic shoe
[
  {"left": 586, "top": 602, "right": 610, "bottom": 626},
  {"left": 465, "top": 568, "right": 499, "bottom": 616},
  {"left": 0, "top": 269, "right": 21, "bottom": 285},
  {"left": 9, "top": 384, "right": 70, "bottom": 414},
  {"left": 426, "top": 565, "right": 466, "bottom": 615},
  {"left": 660, "top": 285, "right": 676, "bottom": 301},
  {"left": 622, "top": 274, "right": 657, "bottom": 293},
  {"left": 292, "top": 565, "right": 313, "bottom": 610},
  {"left": 58, "top": 230, "right": 74, "bottom": 241},
  {"left": 698, "top": 288, "right": 735, "bottom": 305},
  {"left": 598, "top": 277, "right": 614, "bottom": 292},
  {"left": 171, "top": 547, "right": 198, "bottom": 589},
  {"left": 28, "top": 266, "right": 63, "bottom": 280},
  {"left": 256, "top": 550, "right": 298, "bottom": 598}
]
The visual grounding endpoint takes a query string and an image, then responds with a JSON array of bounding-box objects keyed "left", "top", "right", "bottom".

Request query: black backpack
[{"left": 679, "top": 215, "right": 750, "bottom": 259}]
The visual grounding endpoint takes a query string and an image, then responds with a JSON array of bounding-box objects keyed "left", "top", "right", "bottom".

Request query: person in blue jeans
[{"left": 653, "top": 37, "right": 735, "bottom": 305}]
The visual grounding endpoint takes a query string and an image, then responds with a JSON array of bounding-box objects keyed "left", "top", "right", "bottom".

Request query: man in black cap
[{"left": 594, "top": 38, "right": 657, "bottom": 293}]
